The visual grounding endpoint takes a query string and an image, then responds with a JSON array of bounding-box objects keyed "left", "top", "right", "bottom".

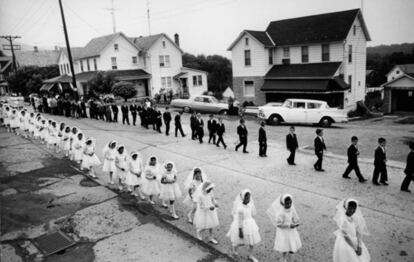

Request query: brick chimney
[
  {"left": 174, "top": 33, "right": 180, "bottom": 47},
  {"left": 33, "top": 46, "right": 38, "bottom": 52}
]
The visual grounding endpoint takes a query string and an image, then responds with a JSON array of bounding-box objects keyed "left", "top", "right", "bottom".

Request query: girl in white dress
[
  {"left": 9, "top": 109, "right": 19, "bottom": 134},
  {"left": 19, "top": 110, "right": 29, "bottom": 138},
  {"left": 266, "top": 194, "right": 302, "bottom": 262},
  {"left": 141, "top": 156, "right": 161, "bottom": 205},
  {"left": 193, "top": 181, "right": 219, "bottom": 244},
  {"left": 33, "top": 116, "right": 42, "bottom": 139},
  {"left": 226, "top": 189, "right": 260, "bottom": 262},
  {"left": 39, "top": 119, "right": 48, "bottom": 143},
  {"left": 125, "top": 151, "right": 144, "bottom": 199},
  {"left": 102, "top": 140, "right": 117, "bottom": 184},
  {"left": 72, "top": 132, "right": 85, "bottom": 164},
  {"left": 81, "top": 137, "right": 101, "bottom": 178},
  {"left": 62, "top": 126, "right": 71, "bottom": 157},
  {"left": 28, "top": 112, "right": 35, "bottom": 138},
  {"left": 47, "top": 121, "right": 58, "bottom": 150},
  {"left": 160, "top": 161, "right": 182, "bottom": 219},
  {"left": 69, "top": 127, "right": 79, "bottom": 160},
  {"left": 56, "top": 122, "right": 66, "bottom": 153},
  {"left": 3, "top": 106, "right": 11, "bottom": 132},
  {"left": 333, "top": 198, "right": 370, "bottom": 262},
  {"left": 115, "top": 145, "right": 128, "bottom": 191},
  {"left": 183, "top": 167, "right": 208, "bottom": 223}
]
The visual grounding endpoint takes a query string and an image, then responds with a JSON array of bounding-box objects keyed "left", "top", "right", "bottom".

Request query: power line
[
  {"left": 0, "top": 35, "right": 21, "bottom": 72},
  {"left": 63, "top": 1, "right": 104, "bottom": 35}
]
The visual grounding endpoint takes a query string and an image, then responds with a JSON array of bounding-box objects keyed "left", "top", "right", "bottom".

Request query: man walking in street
[
  {"left": 401, "top": 142, "right": 414, "bottom": 193},
  {"left": 190, "top": 112, "right": 198, "bottom": 140},
  {"left": 207, "top": 114, "right": 217, "bottom": 144},
  {"left": 373, "top": 137, "right": 388, "bottom": 185},
  {"left": 163, "top": 107, "right": 172, "bottom": 136},
  {"left": 342, "top": 136, "right": 367, "bottom": 183},
  {"left": 258, "top": 121, "right": 267, "bottom": 157},
  {"left": 111, "top": 103, "right": 119, "bottom": 123},
  {"left": 235, "top": 118, "right": 248, "bottom": 153},
  {"left": 154, "top": 105, "right": 162, "bottom": 133},
  {"left": 121, "top": 104, "right": 130, "bottom": 125},
  {"left": 196, "top": 113, "right": 204, "bottom": 144},
  {"left": 174, "top": 112, "right": 186, "bottom": 137},
  {"left": 286, "top": 126, "right": 298, "bottom": 165},
  {"left": 216, "top": 117, "right": 226, "bottom": 149},
  {"left": 130, "top": 103, "right": 137, "bottom": 126},
  {"left": 314, "top": 128, "right": 326, "bottom": 171}
]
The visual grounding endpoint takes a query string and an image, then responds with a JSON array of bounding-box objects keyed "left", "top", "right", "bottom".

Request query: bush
[
  {"left": 111, "top": 81, "right": 137, "bottom": 102},
  {"left": 87, "top": 72, "right": 115, "bottom": 97}
]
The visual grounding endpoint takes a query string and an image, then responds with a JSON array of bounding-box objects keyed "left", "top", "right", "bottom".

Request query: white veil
[
  {"left": 184, "top": 167, "right": 208, "bottom": 190},
  {"left": 333, "top": 198, "right": 369, "bottom": 236},
  {"left": 231, "top": 189, "right": 256, "bottom": 217},
  {"left": 266, "top": 194, "right": 299, "bottom": 227},
  {"left": 102, "top": 140, "right": 117, "bottom": 156}
]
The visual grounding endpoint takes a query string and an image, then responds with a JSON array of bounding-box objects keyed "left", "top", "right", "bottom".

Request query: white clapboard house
[
  {"left": 227, "top": 9, "right": 371, "bottom": 108},
  {"left": 42, "top": 32, "right": 207, "bottom": 98}
]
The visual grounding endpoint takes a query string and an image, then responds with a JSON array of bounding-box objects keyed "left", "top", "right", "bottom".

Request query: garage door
[{"left": 394, "top": 90, "right": 414, "bottom": 111}]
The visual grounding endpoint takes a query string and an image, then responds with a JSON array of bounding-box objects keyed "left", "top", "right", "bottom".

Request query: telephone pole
[
  {"left": 0, "top": 35, "right": 21, "bottom": 72},
  {"left": 147, "top": 0, "right": 151, "bottom": 35},
  {"left": 58, "top": 0, "right": 76, "bottom": 89}
]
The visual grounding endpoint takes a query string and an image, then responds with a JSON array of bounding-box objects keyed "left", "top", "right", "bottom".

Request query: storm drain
[{"left": 32, "top": 230, "right": 75, "bottom": 256}]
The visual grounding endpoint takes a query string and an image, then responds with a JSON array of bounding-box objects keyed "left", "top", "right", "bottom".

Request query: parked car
[
  {"left": 258, "top": 99, "right": 348, "bottom": 127},
  {"left": 170, "top": 95, "right": 229, "bottom": 114}
]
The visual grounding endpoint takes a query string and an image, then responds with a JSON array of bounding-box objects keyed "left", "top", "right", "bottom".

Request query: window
[
  {"left": 132, "top": 56, "right": 137, "bottom": 64},
  {"left": 293, "top": 102, "right": 306, "bottom": 109},
  {"left": 194, "top": 97, "right": 203, "bottom": 102},
  {"left": 283, "top": 47, "right": 290, "bottom": 58},
  {"left": 161, "top": 77, "right": 172, "bottom": 88},
  {"left": 159, "top": 55, "right": 170, "bottom": 67},
  {"left": 161, "top": 77, "right": 166, "bottom": 88},
  {"left": 60, "top": 64, "right": 64, "bottom": 74},
  {"left": 301, "top": 46, "right": 309, "bottom": 63},
  {"left": 66, "top": 64, "right": 70, "bottom": 74},
  {"left": 193, "top": 76, "right": 197, "bottom": 86},
  {"left": 80, "top": 60, "right": 84, "bottom": 72},
  {"left": 162, "top": 41, "right": 166, "bottom": 48},
  {"left": 114, "top": 44, "right": 118, "bottom": 51},
  {"left": 143, "top": 56, "right": 147, "bottom": 67},
  {"left": 268, "top": 49, "right": 273, "bottom": 65},
  {"left": 348, "top": 75, "right": 352, "bottom": 92},
  {"left": 396, "top": 70, "right": 400, "bottom": 74},
  {"left": 111, "top": 57, "right": 117, "bottom": 70},
  {"left": 348, "top": 45, "right": 352, "bottom": 63},
  {"left": 243, "top": 80, "right": 254, "bottom": 97},
  {"left": 93, "top": 58, "right": 97, "bottom": 70},
  {"left": 244, "top": 50, "right": 251, "bottom": 66},
  {"left": 307, "top": 103, "right": 322, "bottom": 109},
  {"left": 86, "top": 59, "right": 90, "bottom": 71},
  {"left": 167, "top": 77, "right": 172, "bottom": 87},
  {"left": 353, "top": 25, "right": 356, "bottom": 36},
  {"left": 197, "top": 75, "right": 202, "bottom": 86},
  {"left": 322, "top": 44, "right": 330, "bottom": 61},
  {"left": 203, "top": 97, "right": 210, "bottom": 103},
  {"left": 245, "top": 37, "right": 249, "bottom": 46}
]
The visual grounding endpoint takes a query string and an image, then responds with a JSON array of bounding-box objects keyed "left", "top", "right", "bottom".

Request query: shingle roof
[
  {"left": 397, "top": 64, "right": 414, "bottom": 74},
  {"left": 265, "top": 62, "right": 342, "bottom": 78},
  {"left": 245, "top": 30, "right": 273, "bottom": 47},
  {"left": 14, "top": 50, "right": 60, "bottom": 66},
  {"left": 129, "top": 34, "right": 163, "bottom": 50},
  {"left": 61, "top": 47, "right": 85, "bottom": 60},
  {"left": 43, "top": 74, "right": 73, "bottom": 83}
]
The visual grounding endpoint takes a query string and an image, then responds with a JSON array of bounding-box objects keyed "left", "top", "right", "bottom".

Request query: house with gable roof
[
  {"left": 227, "top": 9, "right": 371, "bottom": 108},
  {"left": 51, "top": 32, "right": 207, "bottom": 98}
]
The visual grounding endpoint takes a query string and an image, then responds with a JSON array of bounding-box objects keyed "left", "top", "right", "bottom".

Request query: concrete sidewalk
[{"left": 0, "top": 130, "right": 233, "bottom": 262}]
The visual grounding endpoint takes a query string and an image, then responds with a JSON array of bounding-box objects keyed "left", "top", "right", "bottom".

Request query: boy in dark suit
[
  {"left": 121, "top": 105, "right": 130, "bottom": 125},
  {"left": 286, "top": 126, "right": 298, "bottom": 165},
  {"left": 163, "top": 107, "right": 172, "bottom": 136},
  {"left": 342, "top": 136, "right": 367, "bottom": 182},
  {"left": 154, "top": 105, "right": 162, "bottom": 133},
  {"left": 314, "top": 128, "right": 326, "bottom": 171},
  {"left": 196, "top": 113, "right": 204, "bottom": 143},
  {"left": 190, "top": 112, "right": 198, "bottom": 140},
  {"left": 235, "top": 118, "right": 248, "bottom": 153},
  {"left": 258, "top": 121, "right": 267, "bottom": 157},
  {"left": 207, "top": 114, "right": 217, "bottom": 144},
  {"left": 216, "top": 117, "right": 226, "bottom": 149},
  {"left": 111, "top": 103, "right": 119, "bottom": 122},
  {"left": 174, "top": 112, "right": 186, "bottom": 137},
  {"left": 401, "top": 142, "right": 414, "bottom": 193},
  {"left": 372, "top": 137, "right": 388, "bottom": 185},
  {"left": 130, "top": 104, "right": 137, "bottom": 126}
]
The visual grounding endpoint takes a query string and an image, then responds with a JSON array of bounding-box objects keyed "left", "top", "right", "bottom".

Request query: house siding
[
  {"left": 386, "top": 66, "right": 404, "bottom": 82},
  {"left": 233, "top": 76, "right": 266, "bottom": 105},
  {"left": 181, "top": 68, "right": 208, "bottom": 98},
  {"left": 99, "top": 35, "right": 142, "bottom": 71},
  {"left": 274, "top": 42, "right": 343, "bottom": 64}
]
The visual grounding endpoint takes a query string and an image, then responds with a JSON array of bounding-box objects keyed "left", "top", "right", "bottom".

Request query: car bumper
[{"left": 257, "top": 112, "right": 267, "bottom": 119}]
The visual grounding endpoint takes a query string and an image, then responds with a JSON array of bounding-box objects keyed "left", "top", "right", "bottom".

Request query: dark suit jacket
[
  {"left": 405, "top": 151, "right": 414, "bottom": 175},
  {"left": 237, "top": 125, "right": 248, "bottom": 138},
  {"left": 197, "top": 119, "right": 204, "bottom": 135},
  {"left": 111, "top": 105, "right": 118, "bottom": 113},
  {"left": 314, "top": 136, "right": 326, "bottom": 155},
  {"left": 374, "top": 146, "right": 387, "bottom": 167},
  {"left": 129, "top": 105, "right": 137, "bottom": 114},
  {"left": 286, "top": 133, "right": 298, "bottom": 151},
  {"left": 163, "top": 112, "right": 172, "bottom": 122},
  {"left": 174, "top": 114, "right": 181, "bottom": 126},
  {"left": 190, "top": 115, "right": 198, "bottom": 129},
  {"left": 217, "top": 123, "right": 225, "bottom": 135},
  {"left": 121, "top": 106, "right": 129, "bottom": 114},
  {"left": 207, "top": 119, "right": 217, "bottom": 133},
  {"left": 347, "top": 144, "right": 359, "bottom": 164},
  {"left": 258, "top": 127, "right": 267, "bottom": 142}
]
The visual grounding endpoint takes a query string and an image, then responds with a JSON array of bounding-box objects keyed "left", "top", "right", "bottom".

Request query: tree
[
  {"left": 87, "top": 71, "right": 115, "bottom": 97},
  {"left": 111, "top": 81, "right": 137, "bottom": 102},
  {"left": 7, "top": 65, "right": 59, "bottom": 96}
]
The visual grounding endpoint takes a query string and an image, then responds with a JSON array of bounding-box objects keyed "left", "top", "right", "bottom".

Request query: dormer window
[
  {"left": 245, "top": 37, "right": 249, "bottom": 46},
  {"left": 162, "top": 41, "right": 166, "bottom": 48},
  {"left": 114, "top": 44, "right": 118, "bottom": 51},
  {"left": 396, "top": 70, "right": 400, "bottom": 74}
]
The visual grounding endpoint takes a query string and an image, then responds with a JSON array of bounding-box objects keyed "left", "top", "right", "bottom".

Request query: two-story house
[
  {"left": 228, "top": 9, "right": 371, "bottom": 108},
  {"left": 47, "top": 32, "right": 207, "bottom": 98}
]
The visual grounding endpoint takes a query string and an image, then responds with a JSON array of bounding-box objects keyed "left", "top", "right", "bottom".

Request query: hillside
[{"left": 367, "top": 43, "right": 414, "bottom": 56}]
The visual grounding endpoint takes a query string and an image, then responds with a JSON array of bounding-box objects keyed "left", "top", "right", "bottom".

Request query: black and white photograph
[{"left": 0, "top": 0, "right": 413, "bottom": 261}]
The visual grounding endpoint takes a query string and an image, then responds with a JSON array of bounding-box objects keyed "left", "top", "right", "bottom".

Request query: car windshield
[{"left": 209, "top": 97, "right": 218, "bottom": 103}]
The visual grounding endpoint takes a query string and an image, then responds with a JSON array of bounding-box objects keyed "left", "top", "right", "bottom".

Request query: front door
[{"left": 181, "top": 78, "right": 189, "bottom": 98}]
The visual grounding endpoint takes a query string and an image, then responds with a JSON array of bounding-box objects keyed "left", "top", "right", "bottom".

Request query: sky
[{"left": 0, "top": 0, "right": 413, "bottom": 57}]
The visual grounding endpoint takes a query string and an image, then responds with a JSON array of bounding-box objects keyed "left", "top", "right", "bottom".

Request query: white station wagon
[{"left": 258, "top": 99, "right": 348, "bottom": 127}]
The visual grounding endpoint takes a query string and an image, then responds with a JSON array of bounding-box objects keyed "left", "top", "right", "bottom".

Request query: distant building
[
  {"left": 0, "top": 50, "right": 13, "bottom": 95},
  {"left": 222, "top": 86, "right": 234, "bottom": 98},
  {"left": 53, "top": 32, "right": 207, "bottom": 98},
  {"left": 382, "top": 64, "right": 414, "bottom": 113},
  {"left": 228, "top": 9, "right": 370, "bottom": 108},
  {"left": 13, "top": 46, "right": 60, "bottom": 67}
]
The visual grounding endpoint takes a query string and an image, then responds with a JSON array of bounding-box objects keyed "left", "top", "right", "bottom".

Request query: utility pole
[
  {"left": 58, "top": 0, "right": 76, "bottom": 89},
  {"left": 0, "top": 35, "right": 21, "bottom": 72},
  {"left": 147, "top": 0, "right": 151, "bottom": 36}
]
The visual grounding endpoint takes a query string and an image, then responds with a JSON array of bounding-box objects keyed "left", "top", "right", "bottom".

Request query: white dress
[
  {"left": 28, "top": 118, "right": 35, "bottom": 133},
  {"left": 193, "top": 192, "right": 219, "bottom": 230},
  {"left": 72, "top": 139, "right": 84, "bottom": 161},
  {"left": 48, "top": 127, "right": 57, "bottom": 144},
  {"left": 114, "top": 153, "right": 128, "bottom": 181},
  {"left": 4, "top": 111, "right": 10, "bottom": 126},
  {"left": 159, "top": 172, "right": 182, "bottom": 201},
  {"left": 273, "top": 209, "right": 302, "bottom": 253},
  {"left": 81, "top": 145, "right": 101, "bottom": 169},
  {"left": 125, "top": 159, "right": 143, "bottom": 186},
  {"left": 9, "top": 113, "right": 19, "bottom": 128},
  {"left": 102, "top": 149, "right": 117, "bottom": 172},
  {"left": 62, "top": 132, "right": 71, "bottom": 151},
  {"left": 183, "top": 180, "right": 203, "bottom": 207},
  {"left": 226, "top": 205, "right": 261, "bottom": 246},
  {"left": 141, "top": 165, "right": 161, "bottom": 196},
  {"left": 333, "top": 216, "right": 370, "bottom": 262}
]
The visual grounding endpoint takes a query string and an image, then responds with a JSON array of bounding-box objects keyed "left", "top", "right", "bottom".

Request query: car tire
[
  {"left": 183, "top": 106, "right": 191, "bottom": 113},
  {"left": 320, "top": 117, "right": 332, "bottom": 127},
  {"left": 268, "top": 114, "right": 282, "bottom": 125},
  {"left": 219, "top": 110, "right": 228, "bottom": 115}
]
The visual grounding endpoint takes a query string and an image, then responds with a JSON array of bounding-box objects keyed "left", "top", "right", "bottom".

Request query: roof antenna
[
  {"left": 147, "top": 0, "right": 151, "bottom": 36},
  {"left": 105, "top": 0, "right": 117, "bottom": 33},
  {"left": 361, "top": 0, "right": 364, "bottom": 14}
]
